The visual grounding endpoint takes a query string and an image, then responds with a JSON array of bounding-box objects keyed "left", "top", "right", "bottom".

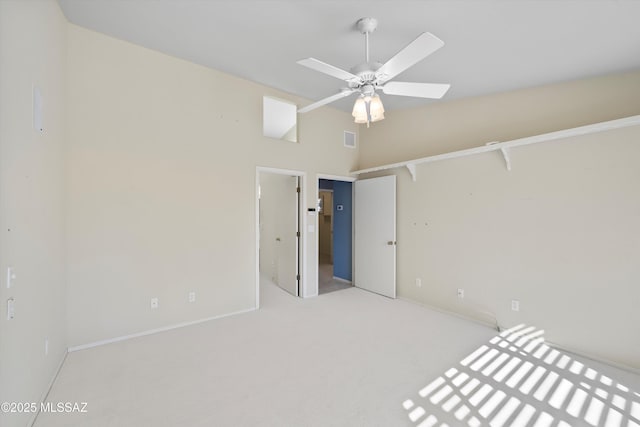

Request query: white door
[
  {"left": 259, "top": 173, "right": 299, "bottom": 296},
  {"left": 354, "top": 176, "right": 396, "bottom": 298},
  {"left": 275, "top": 175, "right": 300, "bottom": 296}
]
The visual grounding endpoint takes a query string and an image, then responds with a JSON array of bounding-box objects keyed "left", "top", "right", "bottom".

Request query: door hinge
[
  {"left": 296, "top": 274, "right": 300, "bottom": 281},
  {"left": 296, "top": 187, "right": 301, "bottom": 193},
  {"left": 296, "top": 231, "right": 300, "bottom": 237}
]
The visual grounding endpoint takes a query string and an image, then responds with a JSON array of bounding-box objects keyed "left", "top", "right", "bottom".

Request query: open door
[
  {"left": 276, "top": 175, "right": 300, "bottom": 296},
  {"left": 354, "top": 176, "right": 396, "bottom": 298},
  {"left": 259, "top": 173, "right": 300, "bottom": 296}
]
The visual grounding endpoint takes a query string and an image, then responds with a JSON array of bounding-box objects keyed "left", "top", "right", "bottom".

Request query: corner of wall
[{"left": 0, "top": 1, "right": 69, "bottom": 426}]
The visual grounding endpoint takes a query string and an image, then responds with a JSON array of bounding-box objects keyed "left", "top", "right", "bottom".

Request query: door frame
[
  {"left": 256, "top": 167, "right": 306, "bottom": 309},
  {"left": 315, "top": 174, "right": 356, "bottom": 297}
]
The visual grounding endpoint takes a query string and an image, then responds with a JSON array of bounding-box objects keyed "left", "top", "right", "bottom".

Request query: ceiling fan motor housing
[{"left": 350, "top": 61, "right": 383, "bottom": 85}]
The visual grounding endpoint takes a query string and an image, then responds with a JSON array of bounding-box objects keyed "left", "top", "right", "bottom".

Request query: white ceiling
[{"left": 57, "top": 0, "right": 640, "bottom": 112}]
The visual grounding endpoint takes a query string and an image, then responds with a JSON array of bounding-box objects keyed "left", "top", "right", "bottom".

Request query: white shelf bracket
[
  {"left": 486, "top": 141, "right": 511, "bottom": 171},
  {"left": 500, "top": 147, "right": 511, "bottom": 171},
  {"left": 406, "top": 163, "right": 417, "bottom": 181}
]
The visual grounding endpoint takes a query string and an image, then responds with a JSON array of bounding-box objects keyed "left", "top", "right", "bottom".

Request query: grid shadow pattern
[{"left": 403, "top": 324, "right": 640, "bottom": 427}]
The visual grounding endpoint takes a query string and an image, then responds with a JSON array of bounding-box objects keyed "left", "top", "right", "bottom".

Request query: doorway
[
  {"left": 318, "top": 177, "right": 354, "bottom": 295},
  {"left": 256, "top": 168, "right": 304, "bottom": 306}
]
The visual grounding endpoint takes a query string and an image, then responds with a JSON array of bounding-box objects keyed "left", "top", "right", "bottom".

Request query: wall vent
[{"left": 344, "top": 131, "right": 356, "bottom": 148}]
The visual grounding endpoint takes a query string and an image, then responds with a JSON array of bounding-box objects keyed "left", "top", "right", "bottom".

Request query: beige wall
[
  {"left": 0, "top": 1, "right": 68, "bottom": 426},
  {"left": 358, "top": 71, "right": 640, "bottom": 169},
  {"left": 359, "top": 73, "right": 640, "bottom": 369},
  {"left": 66, "top": 24, "right": 358, "bottom": 347}
]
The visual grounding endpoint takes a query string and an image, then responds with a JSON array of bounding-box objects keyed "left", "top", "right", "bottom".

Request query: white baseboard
[
  {"left": 332, "top": 276, "right": 352, "bottom": 284},
  {"left": 397, "top": 296, "right": 640, "bottom": 376},
  {"left": 68, "top": 307, "right": 256, "bottom": 352},
  {"left": 29, "top": 350, "right": 68, "bottom": 427},
  {"left": 546, "top": 340, "right": 640, "bottom": 376},
  {"left": 397, "top": 296, "right": 499, "bottom": 331}
]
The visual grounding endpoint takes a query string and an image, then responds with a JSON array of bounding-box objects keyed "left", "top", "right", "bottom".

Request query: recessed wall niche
[{"left": 263, "top": 96, "right": 298, "bottom": 143}]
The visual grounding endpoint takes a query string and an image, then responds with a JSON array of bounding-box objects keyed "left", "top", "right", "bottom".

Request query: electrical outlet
[
  {"left": 511, "top": 300, "right": 520, "bottom": 312},
  {"left": 457, "top": 288, "right": 464, "bottom": 299},
  {"left": 415, "top": 278, "right": 422, "bottom": 288},
  {"left": 150, "top": 298, "right": 159, "bottom": 309},
  {"left": 188, "top": 292, "right": 196, "bottom": 303}
]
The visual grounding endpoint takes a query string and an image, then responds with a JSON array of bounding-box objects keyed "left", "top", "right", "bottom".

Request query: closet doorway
[{"left": 256, "top": 168, "right": 304, "bottom": 306}]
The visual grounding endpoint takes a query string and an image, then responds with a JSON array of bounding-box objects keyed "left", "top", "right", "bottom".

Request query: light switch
[
  {"left": 6, "top": 267, "right": 15, "bottom": 289},
  {"left": 7, "top": 298, "right": 15, "bottom": 320}
]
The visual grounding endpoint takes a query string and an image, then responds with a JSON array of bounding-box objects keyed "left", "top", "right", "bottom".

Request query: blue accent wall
[
  {"left": 319, "top": 179, "right": 334, "bottom": 190},
  {"left": 332, "top": 181, "right": 352, "bottom": 281}
]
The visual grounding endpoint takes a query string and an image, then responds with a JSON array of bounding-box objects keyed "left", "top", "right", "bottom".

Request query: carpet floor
[{"left": 35, "top": 279, "right": 640, "bottom": 426}]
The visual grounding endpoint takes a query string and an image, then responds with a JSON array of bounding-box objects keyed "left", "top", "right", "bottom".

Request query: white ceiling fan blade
[
  {"left": 376, "top": 32, "right": 444, "bottom": 83},
  {"left": 297, "top": 58, "right": 360, "bottom": 83},
  {"left": 298, "top": 90, "right": 356, "bottom": 113},
  {"left": 382, "top": 82, "right": 450, "bottom": 99}
]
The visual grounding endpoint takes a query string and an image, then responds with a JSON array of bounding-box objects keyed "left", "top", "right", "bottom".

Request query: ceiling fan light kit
[
  {"left": 352, "top": 94, "right": 385, "bottom": 127},
  {"left": 297, "top": 17, "right": 450, "bottom": 126},
  {"left": 352, "top": 97, "right": 368, "bottom": 124}
]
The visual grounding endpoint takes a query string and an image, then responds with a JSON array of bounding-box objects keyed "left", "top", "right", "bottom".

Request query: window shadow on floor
[{"left": 403, "top": 325, "right": 640, "bottom": 427}]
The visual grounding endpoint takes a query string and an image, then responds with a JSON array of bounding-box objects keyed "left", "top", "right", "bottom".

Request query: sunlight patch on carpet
[{"left": 403, "top": 324, "right": 640, "bottom": 427}]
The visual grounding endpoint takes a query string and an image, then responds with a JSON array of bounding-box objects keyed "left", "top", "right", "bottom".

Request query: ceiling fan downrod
[{"left": 356, "top": 17, "right": 378, "bottom": 64}]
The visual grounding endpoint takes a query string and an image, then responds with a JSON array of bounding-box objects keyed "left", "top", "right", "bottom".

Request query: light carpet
[{"left": 35, "top": 279, "right": 640, "bottom": 426}]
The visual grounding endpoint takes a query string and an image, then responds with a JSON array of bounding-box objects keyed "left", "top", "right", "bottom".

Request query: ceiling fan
[{"left": 297, "top": 17, "right": 450, "bottom": 125}]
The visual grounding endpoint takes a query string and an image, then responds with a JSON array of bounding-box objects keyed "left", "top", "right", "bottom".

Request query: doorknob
[{"left": 387, "top": 241, "right": 396, "bottom": 246}]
